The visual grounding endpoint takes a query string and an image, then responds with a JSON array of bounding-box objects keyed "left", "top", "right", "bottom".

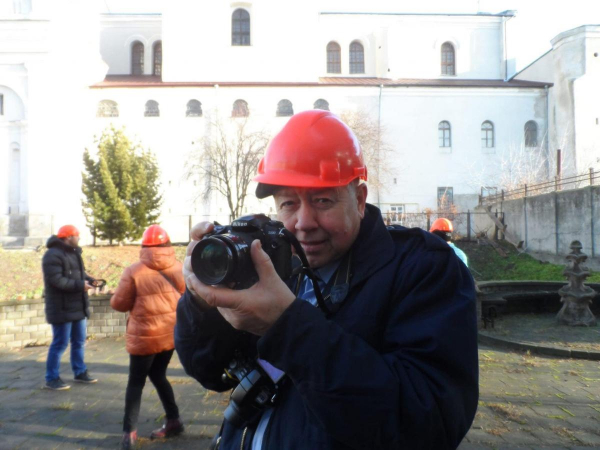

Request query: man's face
[
  {"left": 274, "top": 182, "right": 367, "bottom": 269},
  {"left": 65, "top": 235, "right": 80, "bottom": 248}
]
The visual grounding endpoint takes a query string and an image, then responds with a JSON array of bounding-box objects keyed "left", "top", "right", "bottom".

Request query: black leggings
[{"left": 123, "top": 349, "right": 179, "bottom": 432}]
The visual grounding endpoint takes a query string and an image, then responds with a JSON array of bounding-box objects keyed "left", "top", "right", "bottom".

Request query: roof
[
  {"left": 319, "top": 11, "right": 516, "bottom": 18},
  {"left": 91, "top": 76, "right": 551, "bottom": 89}
]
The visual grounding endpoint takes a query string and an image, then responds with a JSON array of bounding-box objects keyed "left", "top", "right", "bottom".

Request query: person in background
[
  {"left": 430, "top": 218, "right": 469, "bottom": 267},
  {"left": 42, "top": 224, "right": 99, "bottom": 391},
  {"left": 110, "top": 225, "right": 186, "bottom": 450}
]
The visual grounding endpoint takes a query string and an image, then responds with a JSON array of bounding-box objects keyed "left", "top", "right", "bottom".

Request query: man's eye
[
  {"left": 314, "top": 198, "right": 333, "bottom": 204},
  {"left": 279, "top": 201, "right": 296, "bottom": 209}
]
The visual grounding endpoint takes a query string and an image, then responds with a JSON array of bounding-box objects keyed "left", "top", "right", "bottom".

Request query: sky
[{"left": 102, "top": 0, "right": 600, "bottom": 72}]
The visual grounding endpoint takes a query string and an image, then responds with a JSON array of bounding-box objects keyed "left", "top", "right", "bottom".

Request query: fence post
[
  {"left": 555, "top": 176, "right": 559, "bottom": 191},
  {"left": 590, "top": 167, "right": 594, "bottom": 186},
  {"left": 188, "top": 215, "right": 192, "bottom": 242},
  {"left": 501, "top": 189, "right": 504, "bottom": 202},
  {"left": 494, "top": 210, "right": 499, "bottom": 241},
  {"left": 426, "top": 212, "right": 431, "bottom": 232},
  {"left": 500, "top": 213, "right": 505, "bottom": 241},
  {"left": 467, "top": 210, "right": 471, "bottom": 242},
  {"left": 524, "top": 184, "right": 528, "bottom": 198}
]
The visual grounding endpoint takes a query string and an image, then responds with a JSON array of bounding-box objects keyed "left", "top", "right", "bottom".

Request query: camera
[{"left": 191, "top": 214, "right": 293, "bottom": 290}]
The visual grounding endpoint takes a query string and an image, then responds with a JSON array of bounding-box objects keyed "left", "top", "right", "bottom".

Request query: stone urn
[{"left": 556, "top": 240, "right": 597, "bottom": 326}]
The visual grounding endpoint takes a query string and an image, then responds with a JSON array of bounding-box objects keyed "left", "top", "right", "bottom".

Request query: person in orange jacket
[{"left": 111, "top": 225, "right": 186, "bottom": 450}]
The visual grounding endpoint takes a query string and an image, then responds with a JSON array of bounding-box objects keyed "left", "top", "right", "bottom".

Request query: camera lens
[{"left": 192, "top": 237, "right": 235, "bottom": 285}]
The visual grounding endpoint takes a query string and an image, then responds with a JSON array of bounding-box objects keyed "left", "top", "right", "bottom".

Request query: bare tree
[
  {"left": 186, "top": 117, "right": 270, "bottom": 221},
  {"left": 339, "top": 109, "right": 394, "bottom": 195}
]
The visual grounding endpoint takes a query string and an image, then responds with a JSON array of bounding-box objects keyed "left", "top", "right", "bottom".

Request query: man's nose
[{"left": 295, "top": 204, "right": 318, "bottom": 232}]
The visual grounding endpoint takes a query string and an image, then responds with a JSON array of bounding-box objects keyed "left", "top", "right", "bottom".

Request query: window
[
  {"left": 97, "top": 100, "right": 119, "bottom": 118},
  {"left": 186, "top": 99, "right": 202, "bottom": 117},
  {"left": 132, "top": 41, "right": 144, "bottom": 75},
  {"left": 276, "top": 99, "right": 293, "bottom": 117},
  {"left": 349, "top": 41, "right": 365, "bottom": 74},
  {"left": 145, "top": 100, "right": 159, "bottom": 117},
  {"left": 437, "top": 187, "right": 454, "bottom": 208},
  {"left": 481, "top": 121, "right": 494, "bottom": 148},
  {"left": 389, "top": 205, "right": 404, "bottom": 223},
  {"left": 438, "top": 121, "right": 451, "bottom": 147},
  {"left": 232, "top": 99, "right": 249, "bottom": 117},
  {"left": 326, "top": 42, "right": 341, "bottom": 74},
  {"left": 153, "top": 41, "right": 162, "bottom": 76},
  {"left": 232, "top": 9, "right": 250, "bottom": 46},
  {"left": 525, "top": 121, "right": 538, "bottom": 147},
  {"left": 314, "top": 99, "right": 329, "bottom": 111},
  {"left": 441, "top": 42, "right": 455, "bottom": 76}
]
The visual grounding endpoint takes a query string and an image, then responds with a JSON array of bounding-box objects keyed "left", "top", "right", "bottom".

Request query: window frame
[
  {"left": 524, "top": 120, "right": 538, "bottom": 147},
  {"left": 153, "top": 41, "right": 162, "bottom": 76},
  {"left": 438, "top": 121, "right": 452, "bottom": 148},
  {"left": 437, "top": 187, "right": 454, "bottom": 208},
  {"left": 232, "top": 8, "right": 251, "bottom": 46},
  {"left": 349, "top": 41, "right": 365, "bottom": 74},
  {"left": 186, "top": 99, "right": 202, "bottom": 117},
  {"left": 232, "top": 99, "right": 249, "bottom": 118},
  {"left": 276, "top": 99, "right": 294, "bottom": 117},
  {"left": 131, "top": 41, "right": 144, "bottom": 75},
  {"left": 481, "top": 120, "right": 495, "bottom": 148},
  {"left": 97, "top": 100, "right": 119, "bottom": 118},
  {"left": 326, "top": 42, "right": 341, "bottom": 74},
  {"left": 441, "top": 42, "right": 455, "bottom": 76},
  {"left": 144, "top": 100, "right": 160, "bottom": 117}
]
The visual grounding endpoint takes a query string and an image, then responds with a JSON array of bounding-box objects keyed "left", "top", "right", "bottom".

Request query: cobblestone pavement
[{"left": 1, "top": 338, "right": 600, "bottom": 449}]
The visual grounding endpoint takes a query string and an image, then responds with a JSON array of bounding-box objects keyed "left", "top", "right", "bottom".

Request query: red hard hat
[
  {"left": 430, "top": 218, "right": 453, "bottom": 233},
  {"left": 142, "top": 225, "right": 170, "bottom": 246},
  {"left": 254, "top": 110, "right": 367, "bottom": 198},
  {"left": 57, "top": 225, "right": 79, "bottom": 239}
]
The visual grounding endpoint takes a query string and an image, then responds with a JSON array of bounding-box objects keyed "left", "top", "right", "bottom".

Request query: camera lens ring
[{"left": 191, "top": 236, "right": 237, "bottom": 285}]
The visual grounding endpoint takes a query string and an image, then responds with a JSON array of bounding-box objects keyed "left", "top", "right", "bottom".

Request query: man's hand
[
  {"left": 193, "top": 239, "right": 296, "bottom": 336},
  {"left": 84, "top": 281, "right": 94, "bottom": 291},
  {"left": 184, "top": 222, "right": 215, "bottom": 310}
]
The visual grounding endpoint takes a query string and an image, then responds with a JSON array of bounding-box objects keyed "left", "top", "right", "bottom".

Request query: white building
[{"left": 1, "top": 0, "right": 596, "bottom": 245}]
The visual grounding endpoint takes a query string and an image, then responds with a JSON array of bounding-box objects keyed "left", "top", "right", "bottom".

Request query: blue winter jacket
[{"left": 175, "top": 204, "right": 479, "bottom": 449}]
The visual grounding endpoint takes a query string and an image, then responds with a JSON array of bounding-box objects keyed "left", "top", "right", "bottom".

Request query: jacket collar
[
  {"left": 46, "top": 235, "right": 82, "bottom": 254},
  {"left": 348, "top": 203, "right": 395, "bottom": 288}
]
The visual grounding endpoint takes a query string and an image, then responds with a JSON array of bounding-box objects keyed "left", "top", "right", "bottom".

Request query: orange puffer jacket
[{"left": 110, "top": 246, "right": 185, "bottom": 356}]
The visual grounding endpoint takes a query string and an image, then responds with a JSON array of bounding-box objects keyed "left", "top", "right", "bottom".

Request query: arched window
[
  {"left": 232, "top": 99, "right": 249, "bottom": 117},
  {"left": 327, "top": 42, "right": 341, "bottom": 74},
  {"left": 232, "top": 9, "right": 250, "bottom": 46},
  {"left": 132, "top": 41, "right": 144, "bottom": 75},
  {"left": 438, "top": 121, "right": 451, "bottom": 147},
  {"left": 153, "top": 41, "right": 162, "bottom": 76},
  {"left": 481, "top": 121, "right": 494, "bottom": 148},
  {"left": 186, "top": 99, "right": 202, "bottom": 117},
  {"left": 145, "top": 100, "right": 159, "bottom": 117},
  {"left": 314, "top": 99, "right": 329, "bottom": 111},
  {"left": 441, "top": 42, "right": 455, "bottom": 76},
  {"left": 276, "top": 99, "right": 293, "bottom": 117},
  {"left": 525, "top": 121, "right": 538, "bottom": 147},
  {"left": 349, "top": 41, "right": 365, "bottom": 74},
  {"left": 97, "top": 100, "right": 119, "bottom": 118}
]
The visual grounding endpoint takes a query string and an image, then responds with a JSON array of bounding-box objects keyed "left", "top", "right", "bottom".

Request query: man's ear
[{"left": 356, "top": 183, "right": 368, "bottom": 219}]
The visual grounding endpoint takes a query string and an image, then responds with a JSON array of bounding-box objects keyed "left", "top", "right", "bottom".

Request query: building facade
[{"left": 2, "top": 0, "right": 593, "bottom": 245}]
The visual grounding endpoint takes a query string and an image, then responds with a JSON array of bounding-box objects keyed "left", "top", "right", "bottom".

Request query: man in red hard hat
[
  {"left": 176, "top": 110, "right": 478, "bottom": 449},
  {"left": 430, "top": 218, "right": 469, "bottom": 267},
  {"left": 42, "top": 225, "right": 99, "bottom": 390}
]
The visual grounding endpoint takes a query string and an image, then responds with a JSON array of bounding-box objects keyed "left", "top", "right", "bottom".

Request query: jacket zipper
[{"left": 240, "top": 427, "right": 248, "bottom": 450}]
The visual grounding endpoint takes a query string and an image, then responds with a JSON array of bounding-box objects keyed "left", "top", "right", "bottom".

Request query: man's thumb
[{"left": 251, "top": 239, "right": 275, "bottom": 280}]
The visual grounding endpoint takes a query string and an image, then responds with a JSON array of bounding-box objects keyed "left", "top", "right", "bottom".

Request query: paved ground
[{"left": 1, "top": 337, "right": 600, "bottom": 449}]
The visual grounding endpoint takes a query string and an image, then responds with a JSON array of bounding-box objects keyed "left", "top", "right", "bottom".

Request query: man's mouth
[{"left": 299, "top": 240, "right": 327, "bottom": 253}]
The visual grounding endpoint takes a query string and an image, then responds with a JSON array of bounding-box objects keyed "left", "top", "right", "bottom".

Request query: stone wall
[{"left": 0, "top": 295, "right": 126, "bottom": 349}]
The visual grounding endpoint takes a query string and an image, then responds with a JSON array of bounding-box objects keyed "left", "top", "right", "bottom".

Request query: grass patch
[
  {"left": 52, "top": 402, "right": 74, "bottom": 411},
  {"left": 455, "top": 240, "right": 600, "bottom": 282},
  {"left": 486, "top": 403, "right": 527, "bottom": 424}
]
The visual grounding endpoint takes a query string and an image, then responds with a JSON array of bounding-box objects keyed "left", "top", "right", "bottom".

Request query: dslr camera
[
  {"left": 191, "top": 214, "right": 293, "bottom": 290},
  {"left": 190, "top": 214, "right": 296, "bottom": 427}
]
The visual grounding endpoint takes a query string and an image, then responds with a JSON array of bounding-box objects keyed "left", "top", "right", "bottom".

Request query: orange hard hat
[
  {"left": 430, "top": 218, "right": 453, "bottom": 233},
  {"left": 142, "top": 225, "right": 170, "bottom": 246},
  {"left": 57, "top": 225, "right": 79, "bottom": 239},
  {"left": 254, "top": 110, "right": 367, "bottom": 198}
]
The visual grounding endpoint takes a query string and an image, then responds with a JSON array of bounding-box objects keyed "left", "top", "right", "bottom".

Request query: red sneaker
[
  {"left": 121, "top": 430, "right": 137, "bottom": 449},
  {"left": 150, "top": 418, "right": 184, "bottom": 439}
]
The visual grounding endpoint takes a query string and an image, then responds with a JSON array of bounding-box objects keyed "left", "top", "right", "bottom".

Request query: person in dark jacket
[
  {"left": 42, "top": 224, "right": 98, "bottom": 390},
  {"left": 175, "top": 110, "right": 478, "bottom": 449}
]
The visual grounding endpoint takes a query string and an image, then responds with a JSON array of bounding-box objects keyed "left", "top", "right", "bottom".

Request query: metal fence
[
  {"left": 384, "top": 211, "right": 505, "bottom": 242},
  {"left": 479, "top": 167, "right": 599, "bottom": 205}
]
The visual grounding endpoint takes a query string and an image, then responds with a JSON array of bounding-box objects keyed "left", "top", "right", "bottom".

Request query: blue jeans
[{"left": 45, "top": 319, "right": 88, "bottom": 382}]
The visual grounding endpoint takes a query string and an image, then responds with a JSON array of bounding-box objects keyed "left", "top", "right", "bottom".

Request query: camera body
[{"left": 191, "top": 214, "right": 293, "bottom": 290}]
